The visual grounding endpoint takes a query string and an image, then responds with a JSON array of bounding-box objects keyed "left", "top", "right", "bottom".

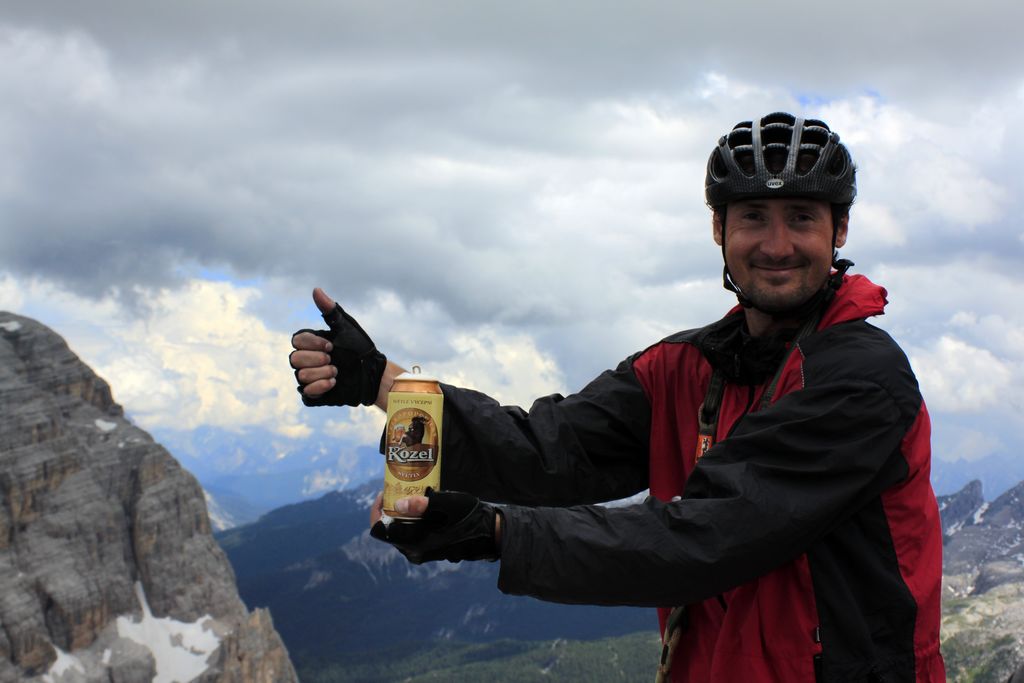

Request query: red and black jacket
[{"left": 439, "top": 274, "right": 945, "bottom": 682}]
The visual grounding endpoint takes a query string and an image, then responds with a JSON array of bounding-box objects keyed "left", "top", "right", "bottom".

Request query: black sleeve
[
  {"left": 439, "top": 357, "right": 652, "bottom": 507},
  {"left": 496, "top": 375, "right": 914, "bottom": 607}
]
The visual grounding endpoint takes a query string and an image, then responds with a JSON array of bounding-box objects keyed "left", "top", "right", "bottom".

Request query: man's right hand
[{"left": 289, "top": 288, "right": 387, "bottom": 407}]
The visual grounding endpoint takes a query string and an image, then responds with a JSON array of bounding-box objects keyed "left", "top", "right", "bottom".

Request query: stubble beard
[{"left": 739, "top": 269, "right": 830, "bottom": 315}]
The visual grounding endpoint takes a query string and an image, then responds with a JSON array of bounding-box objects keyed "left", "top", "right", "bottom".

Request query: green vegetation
[
  {"left": 940, "top": 581, "right": 1024, "bottom": 682},
  {"left": 294, "top": 626, "right": 1024, "bottom": 683},
  {"left": 296, "top": 632, "right": 662, "bottom": 683},
  {"left": 943, "top": 633, "right": 1020, "bottom": 683}
]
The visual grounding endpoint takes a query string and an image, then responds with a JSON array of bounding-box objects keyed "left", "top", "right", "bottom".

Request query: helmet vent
[
  {"left": 726, "top": 127, "right": 753, "bottom": 149},
  {"left": 709, "top": 149, "right": 729, "bottom": 180},
  {"left": 796, "top": 148, "right": 820, "bottom": 175},
  {"left": 761, "top": 123, "right": 793, "bottom": 147},
  {"left": 827, "top": 147, "right": 850, "bottom": 177},
  {"left": 761, "top": 112, "right": 796, "bottom": 126},
  {"left": 733, "top": 146, "right": 756, "bottom": 176},
  {"left": 800, "top": 126, "right": 830, "bottom": 148},
  {"left": 726, "top": 128, "right": 755, "bottom": 176},
  {"left": 764, "top": 144, "right": 789, "bottom": 174}
]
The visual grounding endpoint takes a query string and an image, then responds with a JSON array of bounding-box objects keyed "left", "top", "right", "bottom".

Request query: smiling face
[{"left": 714, "top": 198, "right": 848, "bottom": 319}]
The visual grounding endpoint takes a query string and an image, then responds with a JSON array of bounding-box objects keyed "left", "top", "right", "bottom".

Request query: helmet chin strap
[
  {"left": 722, "top": 264, "right": 753, "bottom": 308},
  {"left": 722, "top": 253, "right": 854, "bottom": 319}
]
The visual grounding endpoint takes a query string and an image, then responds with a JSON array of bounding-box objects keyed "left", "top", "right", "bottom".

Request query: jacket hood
[{"left": 819, "top": 273, "right": 888, "bottom": 329}]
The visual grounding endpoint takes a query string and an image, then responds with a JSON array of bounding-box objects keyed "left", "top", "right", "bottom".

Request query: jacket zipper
[{"left": 813, "top": 626, "right": 823, "bottom": 683}]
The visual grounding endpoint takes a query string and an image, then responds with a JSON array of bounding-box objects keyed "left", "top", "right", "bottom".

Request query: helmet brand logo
[{"left": 766, "top": 178, "right": 784, "bottom": 189}]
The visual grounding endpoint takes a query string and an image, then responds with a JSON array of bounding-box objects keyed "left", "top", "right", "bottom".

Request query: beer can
[{"left": 383, "top": 366, "right": 443, "bottom": 519}]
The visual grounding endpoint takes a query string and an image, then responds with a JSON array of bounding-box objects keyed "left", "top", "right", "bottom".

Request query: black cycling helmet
[{"left": 705, "top": 112, "right": 856, "bottom": 207}]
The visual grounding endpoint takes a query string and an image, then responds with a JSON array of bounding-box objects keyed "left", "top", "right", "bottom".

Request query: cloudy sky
[{"left": 2, "top": 1, "right": 1022, "bottom": 502}]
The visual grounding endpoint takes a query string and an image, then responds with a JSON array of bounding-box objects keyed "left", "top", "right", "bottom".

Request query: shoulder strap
[
  {"left": 694, "top": 306, "right": 823, "bottom": 461},
  {"left": 694, "top": 370, "right": 725, "bottom": 462},
  {"left": 757, "top": 308, "right": 822, "bottom": 410}
]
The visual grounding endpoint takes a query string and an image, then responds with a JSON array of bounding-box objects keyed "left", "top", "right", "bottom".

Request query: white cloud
[
  {"left": 302, "top": 468, "right": 351, "bottom": 497},
  {"left": 2, "top": 2, "right": 1024, "bottom": 490},
  {"left": 871, "top": 261, "right": 1024, "bottom": 363},
  {"left": 930, "top": 425, "right": 1004, "bottom": 464},
  {"left": 324, "top": 405, "right": 386, "bottom": 444},
  {"left": 1, "top": 272, "right": 575, "bottom": 469},
  {"left": 0, "top": 26, "right": 115, "bottom": 107},
  {"left": 98, "top": 281, "right": 311, "bottom": 437},
  {"left": 823, "top": 97, "right": 1010, "bottom": 234},
  {"left": 0, "top": 274, "right": 25, "bottom": 310},
  {"left": 846, "top": 202, "right": 906, "bottom": 247},
  {"left": 2, "top": 275, "right": 311, "bottom": 438},
  {"left": 948, "top": 311, "right": 1024, "bottom": 362},
  {"left": 432, "top": 328, "right": 567, "bottom": 407},
  {"left": 909, "top": 336, "right": 1014, "bottom": 413}
]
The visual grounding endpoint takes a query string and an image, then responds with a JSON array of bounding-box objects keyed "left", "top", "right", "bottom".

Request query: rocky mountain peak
[
  {"left": 982, "top": 480, "right": 1024, "bottom": 530},
  {"left": 940, "top": 475, "right": 1024, "bottom": 601},
  {"left": 0, "top": 312, "right": 298, "bottom": 682},
  {"left": 937, "top": 478, "right": 985, "bottom": 535}
]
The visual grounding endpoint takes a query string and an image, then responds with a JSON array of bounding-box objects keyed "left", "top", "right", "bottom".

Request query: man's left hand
[{"left": 370, "top": 489, "right": 501, "bottom": 564}]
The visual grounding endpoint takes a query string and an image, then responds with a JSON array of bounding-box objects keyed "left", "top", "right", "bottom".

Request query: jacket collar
[
  {"left": 702, "top": 273, "right": 888, "bottom": 384},
  {"left": 723, "top": 272, "right": 888, "bottom": 330},
  {"left": 817, "top": 273, "right": 888, "bottom": 329}
]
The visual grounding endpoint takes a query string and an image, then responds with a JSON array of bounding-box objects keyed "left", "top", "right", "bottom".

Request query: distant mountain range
[
  {"left": 217, "top": 477, "right": 1024, "bottom": 681},
  {"left": 197, "top": 448, "right": 1024, "bottom": 534},
  {"left": 932, "top": 453, "right": 1024, "bottom": 503},
  {"left": 156, "top": 423, "right": 385, "bottom": 521},
  {"left": 216, "top": 482, "right": 656, "bottom": 676}
]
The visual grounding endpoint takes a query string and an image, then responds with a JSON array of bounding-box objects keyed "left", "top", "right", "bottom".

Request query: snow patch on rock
[
  {"left": 0, "top": 320, "right": 22, "bottom": 332},
  {"left": 303, "top": 570, "right": 333, "bottom": 591},
  {"left": 462, "top": 604, "right": 487, "bottom": 625},
  {"left": 204, "top": 490, "right": 237, "bottom": 532},
  {"left": 356, "top": 491, "right": 378, "bottom": 509},
  {"left": 974, "top": 502, "right": 990, "bottom": 525},
  {"left": 116, "top": 582, "right": 221, "bottom": 683},
  {"left": 41, "top": 646, "right": 86, "bottom": 682},
  {"left": 94, "top": 419, "right": 118, "bottom": 432}
]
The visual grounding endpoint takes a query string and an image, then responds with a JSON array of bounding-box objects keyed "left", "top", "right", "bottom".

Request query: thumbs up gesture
[{"left": 290, "top": 288, "right": 387, "bottom": 407}]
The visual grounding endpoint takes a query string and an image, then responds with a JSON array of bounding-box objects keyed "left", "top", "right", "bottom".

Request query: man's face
[{"left": 713, "top": 198, "right": 848, "bottom": 314}]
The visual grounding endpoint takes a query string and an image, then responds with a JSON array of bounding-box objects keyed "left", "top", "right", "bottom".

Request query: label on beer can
[{"left": 383, "top": 389, "right": 443, "bottom": 517}]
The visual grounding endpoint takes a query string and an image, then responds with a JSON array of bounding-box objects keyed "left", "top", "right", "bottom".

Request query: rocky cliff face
[
  {"left": 0, "top": 313, "right": 297, "bottom": 683},
  {"left": 941, "top": 479, "right": 1024, "bottom": 595},
  {"left": 938, "top": 480, "right": 1024, "bottom": 682}
]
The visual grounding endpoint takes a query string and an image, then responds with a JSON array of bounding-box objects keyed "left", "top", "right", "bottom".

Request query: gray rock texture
[
  {"left": 938, "top": 480, "right": 1024, "bottom": 682},
  {"left": 940, "top": 480, "right": 1024, "bottom": 594},
  {"left": 0, "top": 312, "right": 297, "bottom": 682},
  {"left": 938, "top": 478, "right": 985, "bottom": 535}
]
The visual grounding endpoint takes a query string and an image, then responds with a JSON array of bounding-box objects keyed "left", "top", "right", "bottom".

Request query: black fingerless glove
[
  {"left": 293, "top": 303, "right": 386, "bottom": 407},
  {"left": 370, "top": 489, "right": 500, "bottom": 564}
]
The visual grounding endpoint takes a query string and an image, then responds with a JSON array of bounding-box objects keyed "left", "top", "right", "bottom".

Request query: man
[{"left": 289, "top": 113, "right": 946, "bottom": 681}]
